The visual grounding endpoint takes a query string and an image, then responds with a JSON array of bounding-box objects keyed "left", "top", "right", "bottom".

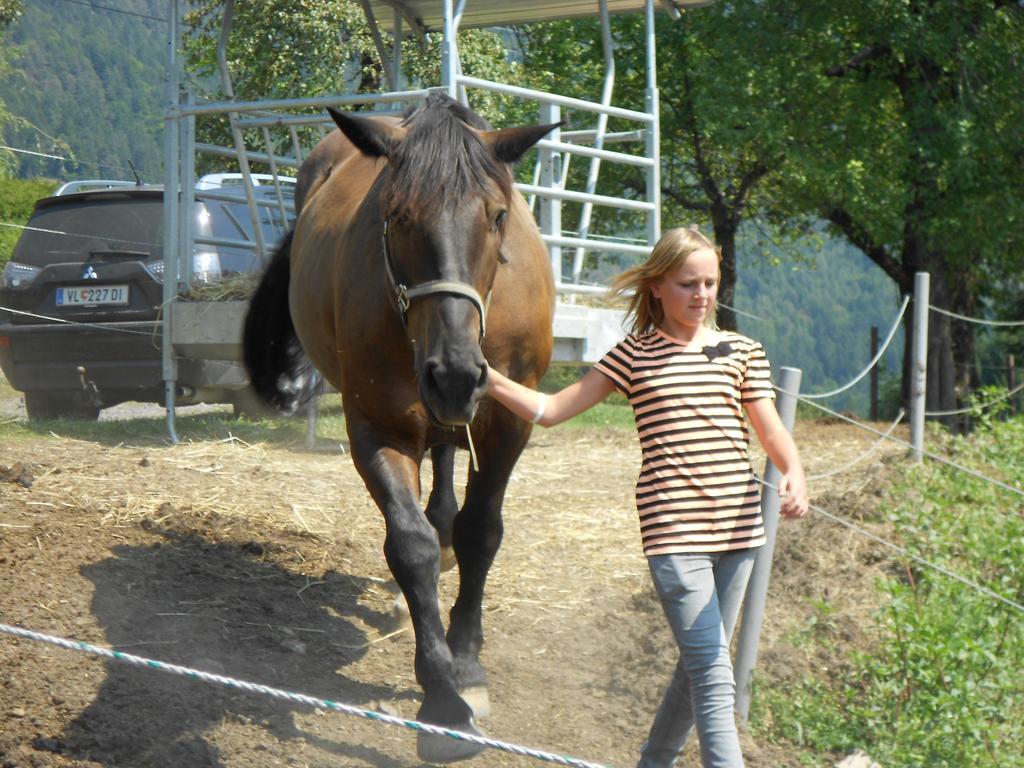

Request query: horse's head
[{"left": 327, "top": 95, "right": 557, "bottom": 426}]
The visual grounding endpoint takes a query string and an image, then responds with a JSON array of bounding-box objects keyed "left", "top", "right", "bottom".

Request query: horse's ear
[
  {"left": 327, "top": 106, "right": 400, "bottom": 158},
  {"left": 481, "top": 122, "right": 563, "bottom": 164}
]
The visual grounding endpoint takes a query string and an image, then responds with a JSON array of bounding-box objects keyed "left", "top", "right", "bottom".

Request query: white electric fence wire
[
  {"left": 0, "top": 623, "right": 614, "bottom": 768},
  {"left": 785, "top": 390, "right": 1024, "bottom": 502},
  {"left": 715, "top": 301, "right": 765, "bottom": 323},
  {"left": 1, "top": 144, "right": 73, "bottom": 162},
  {"left": 0, "top": 305, "right": 156, "bottom": 335},
  {"left": 0, "top": 220, "right": 159, "bottom": 251},
  {"left": 925, "top": 380, "right": 1024, "bottom": 417},
  {"left": 806, "top": 409, "right": 905, "bottom": 481},
  {"left": 800, "top": 295, "right": 909, "bottom": 399},
  {"left": 0, "top": 144, "right": 152, "bottom": 179},
  {"left": 930, "top": 304, "right": 1024, "bottom": 327},
  {"left": 759, "top": 477, "right": 1024, "bottom": 614}
]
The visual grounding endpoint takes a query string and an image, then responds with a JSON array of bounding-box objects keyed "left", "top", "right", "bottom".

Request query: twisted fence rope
[
  {"left": 924, "top": 379, "right": 1024, "bottom": 418},
  {"left": 929, "top": 304, "right": 1024, "bottom": 327},
  {"left": 757, "top": 478, "right": 1024, "bottom": 614},
  {"left": 805, "top": 409, "right": 904, "bottom": 482},
  {"left": 782, "top": 390, "right": 1024, "bottom": 502},
  {"left": 0, "top": 622, "right": 615, "bottom": 768},
  {"left": 800, "top": 295, "right": 909, "bottom": 400}
]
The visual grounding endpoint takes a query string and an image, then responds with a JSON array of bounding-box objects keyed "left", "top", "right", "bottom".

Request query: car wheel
[{"left": 24, "top": 392, "right": 101, "bottom": 422}]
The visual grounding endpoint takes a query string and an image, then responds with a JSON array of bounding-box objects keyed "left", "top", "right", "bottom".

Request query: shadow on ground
[{"left": 58, "top": 528, "right": 413, "bottom": 766}]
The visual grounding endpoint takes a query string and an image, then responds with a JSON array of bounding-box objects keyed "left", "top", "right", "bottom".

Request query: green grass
[
  {"left": 754, "top": 415, "right": 1024, "bottom": 768},
  {"left": 541, "top": 364, "right": 635, "bottom": 430},
  {"left": 0, "top": 383, "right": 634, "bottom": 446},
  {"left": 0, "top": 391, "right": 350, "bottom": 448}
]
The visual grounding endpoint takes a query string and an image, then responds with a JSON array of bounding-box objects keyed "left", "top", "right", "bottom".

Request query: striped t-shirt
[{"left": 594, "top": 329, "right": 775, "bottom": 557}]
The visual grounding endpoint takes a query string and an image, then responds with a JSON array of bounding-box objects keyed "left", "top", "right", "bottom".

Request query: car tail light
[
  {"left": 0, "top": 335, "right": 10, "bottom": 349},
  {"left": 1, "top": 262, "right": 42, "bottom": 289},
  {"left": 143, "top": 260, "right": 165, "bottom": 282}
]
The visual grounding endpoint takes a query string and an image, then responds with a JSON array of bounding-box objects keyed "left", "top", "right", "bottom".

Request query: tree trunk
[{"left": 714, "top": 221, "right": 738, "bottom": 332}]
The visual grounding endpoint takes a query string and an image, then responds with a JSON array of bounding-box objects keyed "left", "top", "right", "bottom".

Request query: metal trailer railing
[{"left": 160, "top": 0, "right": 687, "bottom": 439}]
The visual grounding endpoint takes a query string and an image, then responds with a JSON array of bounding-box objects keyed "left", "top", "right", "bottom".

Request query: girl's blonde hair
[{"left": 609, "top": 226, "right": 722, "bottom": 335}]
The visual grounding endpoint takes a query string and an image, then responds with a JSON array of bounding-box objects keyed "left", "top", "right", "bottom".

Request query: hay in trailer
[{"left": 181, "top": 273, "right": 259, "bottom": 302}]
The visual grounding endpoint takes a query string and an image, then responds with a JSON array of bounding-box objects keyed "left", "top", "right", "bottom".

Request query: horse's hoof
[
  {"left": 459, "top": 685, "right": 490, "bottom": 720},
  {"left": 416, "top": 720, "right": 486, "bottom": 764}
]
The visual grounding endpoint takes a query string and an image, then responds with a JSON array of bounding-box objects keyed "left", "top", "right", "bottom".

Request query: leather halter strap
[{"left": 381, "top": 218, "right": 490, "bottom": 340}]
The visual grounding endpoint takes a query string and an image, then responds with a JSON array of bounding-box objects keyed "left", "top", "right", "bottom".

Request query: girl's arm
[
  {"left": 487, "top": 366, "right": 616, "bottom": 427},
  {"left": 744, "top": 397, "right": 809, "bottom": 519}
]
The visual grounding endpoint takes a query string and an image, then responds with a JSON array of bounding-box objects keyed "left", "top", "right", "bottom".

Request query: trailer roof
[{"left": 368, "top": 1, "right": 705, "bottom": 34}]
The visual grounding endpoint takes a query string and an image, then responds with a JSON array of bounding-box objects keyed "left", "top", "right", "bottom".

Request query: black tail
[{"left": 242, "top": 231, "right": 322, "bottom": 414}]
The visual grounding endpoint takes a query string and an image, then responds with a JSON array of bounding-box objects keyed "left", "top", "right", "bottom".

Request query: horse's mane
[{"left": 379, "top": 94, "right": 513, "bottom": 220}]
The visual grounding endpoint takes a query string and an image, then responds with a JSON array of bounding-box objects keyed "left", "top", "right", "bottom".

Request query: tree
[
  {"left": 182, "top": 0, "right": 533, "bottom": 172},
  {"left": 517, "top": 5, "right": 820, "bottom": 331},
  {"left": 521, "top": 2, "right": 1024, "bottom": 423},
  {"left": 0, "top": 0, "right": 24, "bottom": 175},
  {"left": 779, "top": 0, "right": 1024, "bottom": 423}
]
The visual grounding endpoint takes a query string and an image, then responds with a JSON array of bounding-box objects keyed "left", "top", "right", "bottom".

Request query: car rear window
[
  {"left": 14, "top": 197, "right": 164, "bottom": 268},
  {"left": 196, "top": 196, "right": 292, "bottom": 275}
]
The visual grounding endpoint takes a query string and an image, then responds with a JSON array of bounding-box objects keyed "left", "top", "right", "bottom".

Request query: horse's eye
[{"left": 494, "top": 210, "right": 508, "bottom": 230}]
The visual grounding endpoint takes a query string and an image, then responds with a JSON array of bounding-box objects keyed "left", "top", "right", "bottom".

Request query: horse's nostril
[
  {"left": 477, "top": 363, "right": 488, "bottom": 390},
  {"left": 423, "top": 359, "right": 442, "bottom": 390}
]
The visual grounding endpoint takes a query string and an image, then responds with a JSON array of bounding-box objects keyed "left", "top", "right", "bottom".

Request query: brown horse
[{"left": 243, "top": 93, "right": 557, "bottom": 762}]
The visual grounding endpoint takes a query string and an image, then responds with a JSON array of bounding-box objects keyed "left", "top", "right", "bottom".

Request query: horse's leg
[
  {"left": 391, "top": 445, "right": 459, "bottom": 623},
  {"left": 426, "top": 444, "right": 458, "bottom": 572},
  {"left": 347, "top": 432, "right": 484, "bottom": 763},
  {"left": 445, "top": 417, "right": 531, "bottom": 721}
]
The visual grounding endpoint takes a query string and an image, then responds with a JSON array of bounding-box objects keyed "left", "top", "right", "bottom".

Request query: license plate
[{"left": 56, "top": 285, "right": 130, "bottom": 306}]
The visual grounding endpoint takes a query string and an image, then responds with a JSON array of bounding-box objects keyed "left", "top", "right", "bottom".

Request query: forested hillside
[
  {"left": 735, "top": 232, "right": 904, "bottom": 417},
  {"left": 0, "top": 0, "right": 165, "bottom": 181}
]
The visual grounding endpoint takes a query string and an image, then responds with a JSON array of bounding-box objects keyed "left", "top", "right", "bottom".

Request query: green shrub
[
  {"left": 758, "top": 416, "right": 1024, "bottom": 767},
  {"left": 0, "top": 176, "right": 59, "bottom": 268}
]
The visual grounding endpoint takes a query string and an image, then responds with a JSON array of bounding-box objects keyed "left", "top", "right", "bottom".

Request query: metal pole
[
  {"left": 161, "top": 0, "right": 181, "bottom": 444},
  {"left": 392, "top": 8, "right": 403, "bottom": 91},
  {"left": 359, "top": 0, "right": 397, "bottom": 92},
  {"left": 734, "top": 365, "right": 801, "bottom": 724},
  {"left": 644, "top": 0, "right": 661, "bottom": 244},
  {"left": 216, "top": 0, "right": 266, "bottom": 261},
  {"left": 441, "top": 0, "right": 457, "bottom": 98},
  {"left": 570, "top": 0, "right": 614, "bottom": 284},
  {"left": 910, "top": 272, "right": 929, "bottom": 461},
  {"left": 179, "top": 91, "right": 195, "bottom": 286},
  {"left": 869, "top": 325, "right": 879, "bottom": 421},
  {"left": 538, "top": 102, "right": 563, "bottom": 286}
]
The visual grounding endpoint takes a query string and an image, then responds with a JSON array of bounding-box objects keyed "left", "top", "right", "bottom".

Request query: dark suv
[{"left": 0, "top": 175, "right": 294, "bottom": 420}]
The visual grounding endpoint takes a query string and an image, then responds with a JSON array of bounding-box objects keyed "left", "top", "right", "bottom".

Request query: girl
[{"left": 486, "top": 226, "right": 808, "bottom": 768}]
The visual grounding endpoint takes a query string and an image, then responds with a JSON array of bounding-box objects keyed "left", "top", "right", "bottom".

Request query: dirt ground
[{"left": 0, "top": 391, "right": 907, "bottom": 768}]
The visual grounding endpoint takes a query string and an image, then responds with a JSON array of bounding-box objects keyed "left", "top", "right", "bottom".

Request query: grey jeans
[{"left": 636, "top": 548, "right": 758, "bottom": 768}]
